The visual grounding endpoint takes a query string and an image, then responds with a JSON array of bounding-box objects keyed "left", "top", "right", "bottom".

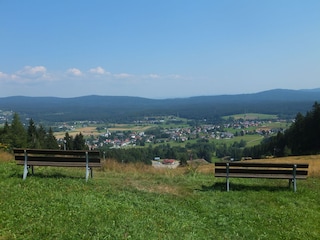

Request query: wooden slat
[
  {"left": 215, "top": 168, "right": 308, "bottom": 176},
  {"left": 214, "top": 173, "right": 308, "bottom": 179},
  {"left": 13, "top": 148, "right": 100, "bottom": 157},
  {"left": 16, "top": 160, "right": 101, "bottom": 167},
  {"left": 15, "top": 155, "right": 101, "bottom": 163},
  {"left": 214, "top": 162, "right": 309, "bottom": 169}
]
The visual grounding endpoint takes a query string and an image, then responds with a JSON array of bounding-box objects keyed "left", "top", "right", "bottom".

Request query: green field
[
  {"left": 1, "top": 154, "right": 320, "bottom": 239},
  {"left": 222, "top": 113, "right": 278, "bottom": 120}
]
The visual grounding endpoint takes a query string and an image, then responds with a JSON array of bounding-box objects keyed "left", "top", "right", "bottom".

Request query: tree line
[
  {"left": 243, "top": 102, "right": 320, "bottom": 158},
  {"left": 0, "top": 113, "right": 85, "bottom": 150},
  {"left": 100, "top": 140, "right": 216, "bottom": 165}
]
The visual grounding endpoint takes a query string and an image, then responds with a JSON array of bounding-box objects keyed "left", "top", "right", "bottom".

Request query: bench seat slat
[
  {"left": 15, "top": 155, "right": 101, "bottom": 163},
  {"left": 215, "top": 162, "right": 309, "bottom": 168},
  {"left": 16, "top": 160, "right": 101, "bottom": 167},
  {"left": 13, "top": 148, "right": 100, "bottom": 156},
  {"left": 215, "top": 173, "right": 308, "bottom": 179},
  {"left": 215, "top": 168, "right": 308, "bottom": 176}
]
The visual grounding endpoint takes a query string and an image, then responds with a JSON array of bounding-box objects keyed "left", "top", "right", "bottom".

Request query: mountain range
[{"left": 0, "top": 88, "right": 319, "bottom": 123}]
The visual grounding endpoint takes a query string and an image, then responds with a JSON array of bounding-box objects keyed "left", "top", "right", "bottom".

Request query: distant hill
[{"left": 0, "top": 88, "right": 319, "bottom": 123}]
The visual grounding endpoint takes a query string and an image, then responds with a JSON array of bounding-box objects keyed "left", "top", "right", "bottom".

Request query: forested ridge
[{"left": 1, "top": 89, "right": 320, "bottom": 122}]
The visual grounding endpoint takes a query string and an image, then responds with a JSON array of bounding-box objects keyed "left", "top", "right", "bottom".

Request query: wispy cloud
[
  {"left": 167, "top": 74, "right": 181, "bottom": 79},
  {"left": 16, "top": 66, "right": 47, "bottom": 79},
  {"left": 146, "top": 74, "right": 160, "bottom": 79},
  {"left": 67, "top": 68, "right": 83, "bottom": 76},
  {"left": 113, "top": 73, "right": 132, "bottom": 78},
  {"left": 0, "top": 66, "right": 50, "bottom": 83},
  {"left": 0, "top": 66, "right": 184, "bottom": 93},
  {"left": 0, "top": 71, "right": 8, "bottom": 79},
  {"left": 89, "top": 66, "right": 110, "bottom": 75}
]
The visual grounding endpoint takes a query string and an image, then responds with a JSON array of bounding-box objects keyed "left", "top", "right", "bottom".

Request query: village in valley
[{"left": 50, "top": 115, "right": 288, "bottom": 150}]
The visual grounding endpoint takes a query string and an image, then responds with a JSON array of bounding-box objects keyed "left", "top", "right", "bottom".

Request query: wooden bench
[
  {"left": 214, "top": 162, "right": 309, "bottom": 192},
  {"left": 14, "top": 148, "right": 101, "bottom": 181}
]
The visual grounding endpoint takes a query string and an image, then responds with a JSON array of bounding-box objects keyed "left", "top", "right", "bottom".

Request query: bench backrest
[
  {"left": 215, "top": 162, "right": 309, "bottom": 179},
  {"left": 14, "top": 148, "right": 101, "bottom": 167}
]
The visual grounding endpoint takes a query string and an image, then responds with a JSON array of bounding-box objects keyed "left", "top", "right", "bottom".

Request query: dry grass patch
[
  {"left": 245, "top": 155, "right": 320, "bottom": 177},
  {"left": 101, "top": 159, "right": 190, "bottom": 195},
  {"left": 102, "top": 158, "right": 184, "bottom": 175},
  {"left": 54, "top": 126, "right": 99, "bottom": 138},
  {"left": 0, "top": 151, "right": 13, "bottom": 162}
]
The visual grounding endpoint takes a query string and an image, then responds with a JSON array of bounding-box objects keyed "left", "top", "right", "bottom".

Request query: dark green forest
[
  {"left": 1, "top": 89, "right": 320, "bottom": 123},
  {"left": 243, "top": 102, "right": 320, "bottom": 158}
]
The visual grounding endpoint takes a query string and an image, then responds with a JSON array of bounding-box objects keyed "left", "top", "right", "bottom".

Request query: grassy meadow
[
  {"left": 1, "top": 151, "right": 320, "bottom": 239},
  {"left": 222, "top": 113, "right": 278, "bottom": 120}
]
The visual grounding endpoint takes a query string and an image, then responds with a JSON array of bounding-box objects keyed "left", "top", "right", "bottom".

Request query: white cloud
[
  {"left": 17, "top": 66, "right": 47, "bottom": 76},
  {"left": 16, "top": 66, "right": 47, "bottom": 80},
  {"left": 113, "top": 73, "right": 132, "bottom": 78},
  {"left": 147, "top": 74, "right": 160, "bottom": 79},
  {"left": 0, "top": 71, "right": 8, "bottom": 79},
  {"left": 0, "top": 66, "right": 51, "bottom": 84},
  {"left": 67, "top": 68, "right": 82, "bottom": 76},
  {"left": 89, "top": 66, "right": 109, "bottom": 75},
  {"left": 167, "top": 74, "right": 181, "bottom": 79}
]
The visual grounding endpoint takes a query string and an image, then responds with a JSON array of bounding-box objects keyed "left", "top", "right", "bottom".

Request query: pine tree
[
  {"left": 27, "top": 119, "right": 38, "bottom": 148},
  {"left": 45, "top": 127, "right": 59, "bottom": 149},
  {"left": 10, "top": 113, "right": 27, "bottom": 148},
  {"left": 37, "top": 125, "right": 47, "bottom": 149},
  {"left": 73, "top": 132, "right": 86, "bottom": 150},
  {"left": 0, "top": 121, "right": 11, "bottom": 146},
  {"left": 64, "top": 132, "right": 73, "bottom": 150}
]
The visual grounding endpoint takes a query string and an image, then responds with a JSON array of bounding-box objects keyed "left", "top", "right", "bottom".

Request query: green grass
[
  {"left": 223, "top": 113, "right": 278, "bottom": 120},
  {"left": 1, "top": 160, "right": 320, "bottom": 240}
]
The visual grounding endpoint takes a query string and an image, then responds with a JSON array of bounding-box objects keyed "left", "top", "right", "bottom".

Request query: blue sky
[{"left": 0, "top": 0, "right": 319, "bottom": 99}]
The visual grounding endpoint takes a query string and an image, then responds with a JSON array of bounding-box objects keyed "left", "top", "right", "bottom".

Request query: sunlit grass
[{"left": 1, "top": 152, "right": 320, "bottom": 239}]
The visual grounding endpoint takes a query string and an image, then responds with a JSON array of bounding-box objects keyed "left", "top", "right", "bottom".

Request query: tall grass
[{"left": 1, "top": 152, "right": 320, "bottom": 239}]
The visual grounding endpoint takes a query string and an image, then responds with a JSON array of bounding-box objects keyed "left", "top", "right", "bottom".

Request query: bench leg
[
  {"left": 23, "top": 150, "right": 28, "bottom": 180},
  {"left": 85, "top": 167, "right": 90, "bottom": 182},
  {"left": 288, "top": 179, "right": 297, "bottom": 192},
  {"left": 85, "top": 151, "right": 90, "bottom": 182},
  {"left": 23, "top": 164, "right": 28, "bottom": 180},
  {"left": 226, "top": 179, "right": 230, "bottom": 192},
  {"left": 226, "top": 163, "right": 230, "bottom": 191},
  {"left": 292, "top": 165, "right": 297, "bottom": 192}
]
